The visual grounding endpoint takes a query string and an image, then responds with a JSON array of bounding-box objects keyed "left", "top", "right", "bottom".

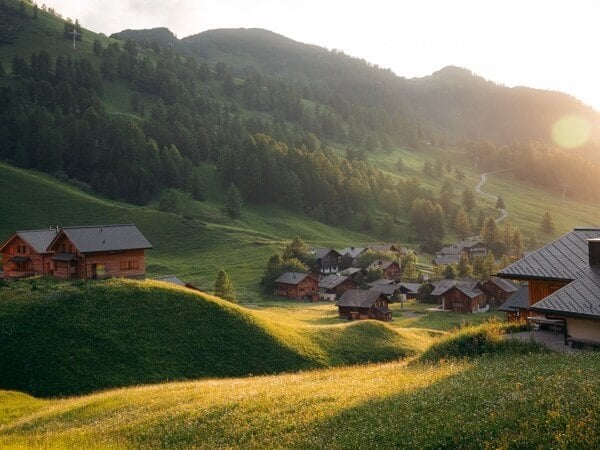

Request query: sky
[{"left": 41, "top": 0, "right": 600, "bottom": 111}]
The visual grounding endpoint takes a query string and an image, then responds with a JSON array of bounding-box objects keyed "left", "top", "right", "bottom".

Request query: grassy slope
[
  {"left": 0, "top": 278, "right": 431, "bottom": 397},
  {"left": 0, "top": 352, "right": 598, "bottom": 448},
  {"left": 0, "top": 162, "right": 379, "bottom": 300}
]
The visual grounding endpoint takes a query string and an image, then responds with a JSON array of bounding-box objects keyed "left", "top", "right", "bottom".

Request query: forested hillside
[{"left": 2, "top": 0, "right": 600, "bottom": 247}]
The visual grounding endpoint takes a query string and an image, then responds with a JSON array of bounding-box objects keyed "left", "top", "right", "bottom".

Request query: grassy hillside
[
  {"left": 0, "top": 162, "right": 383, "bottom": 299},
  {"left": 0, "top": 278, "right": 431, "bottom": 396},
  {"left": 1, "top": 351, "right": 598, "bottom": 448}
]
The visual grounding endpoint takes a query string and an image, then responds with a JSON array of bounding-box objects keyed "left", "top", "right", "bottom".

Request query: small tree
[
  {"left": 512, "top": 228, "right": 524, "bottom": 258},
  {"left": 480, "top": 216, "right": 498, "bottom": 246},
  {"left": 214, "top": 269, "right": 236, "bottom": 302},
  {"left": 457, "top": 255, "right": 473, "bottom": 278},
  {"left": 366, "top": 268, "right": 384, "bottom": 282},
  {"left": 495, "top": 195, "right": 505, "bottom": 210},
  {"left": 401, "top": 260, "right": 419, "bottom": 282},
  {"left": 93, "top": 39, "right": 103, "bottom": 56},
  {"left": 482, "top": 252, "right": 497, "bottom": 280},
  {"left": 443, "top": 264, "right": 458, "bottom": 279},
  {"left": 499, "top": 254, "right": 511, "bottom": 269},
  {"left": 454, "top": 207, "right": 471, "bottom": 240},
  {"left": 223, "top": 182, "right": 242, "bottom": 219},
  {"left": 462, "top": 188, "right": 476, "bottom": 212},
  {"left": 540, "top": 211, "right": 556, "bottom": 234}
]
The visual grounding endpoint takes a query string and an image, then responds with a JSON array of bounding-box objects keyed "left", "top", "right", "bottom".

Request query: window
[{"left": 120, "top": 260, "right": 140, "bottom": 270}]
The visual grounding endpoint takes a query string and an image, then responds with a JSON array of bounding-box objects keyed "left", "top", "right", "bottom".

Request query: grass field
[{"left": 1, "top": 351, "right": 598, "bottom": 448}]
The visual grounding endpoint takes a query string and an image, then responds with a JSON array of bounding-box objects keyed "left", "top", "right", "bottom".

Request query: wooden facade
[
  {"left": 338, "top": 294, "right": 391, "bottom": 321},
  {"left": 528, "top": 279, "right": 569, "bottom": 306},
  {"left": 0, "top": 235, "right": 51, "bottom": 278},
  {"left": 368, "top": 260, "right": 401, "bottom": 280},
  {"left": 275, "top": 276, "right": 319, "bottom": 301},
  {"left": 481, "top": 280, "right": 514, "bottom": 306},
  {"left": 316, "top": 249, "right": 342, "bottom": 275},
  {"left": 441, "top": 286, "right": 485, "bottom": 313},
  {"left": 320, "top": 277, "right": 357, "bottom": 299}
]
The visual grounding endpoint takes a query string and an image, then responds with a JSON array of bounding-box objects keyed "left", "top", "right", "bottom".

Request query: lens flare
[{"left": 551, "top": 115, "right": 592, "bottom": 149}]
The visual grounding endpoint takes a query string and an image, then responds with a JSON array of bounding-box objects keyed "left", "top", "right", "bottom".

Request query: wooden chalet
[
  {"left": 480, "top": 278, "right": 519, "bottom": 305},
  {"left": 275, "top": 272, "right": 319, "bottom": 301},
  {"left": 430, "top": 279, "right": 486, "bottom": 313},
  {"left": 498, "top": 284, "right": 529, "bottom": 321},
  {"left": 498, "top": 228, "right": 600, "bottom": 346},
  {"left": 313, "top": 248, "right": 342, "bottom": 275},
  {"left": 319, "top": 274, "right": 357, "bottom": 300},
  {"left": 367, "top": 259, "right": 401, "bottom": 279},
  {"left": 337, "top": 289, "right": 392, "bottom": 321},
  {"left": 339, "top": 267, "right": 363, "bottom": 281},
  {"left": 0, "top": 228, "right": 58, "bottom": 278},
  {"left": 46, "top": 224, "right": 152, "bottom": 280},
  {"left": 397, "top": 282, "right": 421, "bottom": 300}
]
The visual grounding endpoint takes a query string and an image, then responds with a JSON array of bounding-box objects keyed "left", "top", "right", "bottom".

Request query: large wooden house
[
  {"left": 498, "top": 284, "right": 529, "bottom": 321},
  {"left": 498, "top": 228, "right": 600, "bottom": 346},
  {"left": 337, "top": 289, "right": 392, "bottom": 321},
  {"left": 1, "top": 224, "right": 152, "bottom": 280},
  {"left": 433, "top": 240, "right": 488, "bottom": 265},
  {"left": 313, "top": 248, "right": 342, "bottom": 275},
  {"left": 275, "top": 272, "right": 319, "bottom": 301},
  {"left": 339, "top": 247, "right": 367, "bottom": 269},
  {"left": 430, "top": 279, "right": 486, "bottom": 313},
  {"left": 0, "top": 228, "right": 58, "bottom": 278}
]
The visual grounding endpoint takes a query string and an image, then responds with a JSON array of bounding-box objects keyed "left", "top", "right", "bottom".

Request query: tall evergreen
[
  {"left": 223, "top": 183, "right": 243, "bottom": 219},
  {"left": 540, "top": 211, "right": 556, "bottom": 234},
  {"left": 461, "top": 187, "right": 476, "bottom": 211},
  {"left": 454, "top": 207, "right": 471, "bottom": 240},
  {"left": 214, "top": 270, "right": 236, "bottom": 302},
  {"left": 495, "top": 195, "right": 505, "bottom": 209}
]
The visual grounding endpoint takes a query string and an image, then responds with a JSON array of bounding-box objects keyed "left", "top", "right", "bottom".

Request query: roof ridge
[
  {"left": 60, "top": 224, "right": 136, "bottom": 229},
  {"left": 16, "top": 228, "right": 57, "bottom": 233}
]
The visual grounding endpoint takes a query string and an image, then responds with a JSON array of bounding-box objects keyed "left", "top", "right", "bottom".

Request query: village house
[
  {"left": 433, "top": 240, "right": 488, "bottom": 265},
  {"left": 318, "top": 274, "right": 357, "bottom": 300},
  {"left": 337, "top": 289, "right": 392, "bottom": 321},
  {"left": 0, "top": 228, "right": 58, "bottom": 278},
  {"left": 1, "top": 224, "right": 152, "bottom": 280},
  {"left": 498, "top": 284, "right": 529, "bottom": 321},
  {"left": 480, "top": 278, "right": 519, "bottom": 305},
  {"left": 397, "top": 282, "right": 421, "bottom": 300},
  {"left": 312, "top": 248, "right": 342, "bottom": 275},
  {"left": 429, "top": 279, "right": 487, "bottom": 313},
  {"left": 365, "top": 243, "right": 399, "bottom": 253},
  {"left": 274, "top": 272, "right": 319, "bottom": 301},
  {"left": 367, "top": 259, "right": 401, "bottom": 279},
  {"left": 498, "top": 228, "right": 600, "bottom": 346},
  {"left": 339, "top": 246, "right": 367, "bottom": 269},
  {"left": 45, "top": 224, "right": 152, "bottom": 280},
  {"left": 339, "top": 267, "right": 363, "bottom": 281}
]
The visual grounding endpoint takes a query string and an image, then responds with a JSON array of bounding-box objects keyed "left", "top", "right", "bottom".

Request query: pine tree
[
  {"left": 495, "top": 195, "right": 505, "bottom": 209},
  {"left": 512, "top": 228, "right": 524, "bottom": 258},
  {"left": 499, "top": 254, "right": 511, "bottom": 269},
  {"left": 454, "top": 207, "right": 471, "bottom": 240},
  {"left": 401, "top": 261, "right": 419, "bottom": 282},
  {"left": 440, "top": 178, "right": 454, "bottom": 195},
  {"left": 480, "top": 216, "right": 498, "bottom": 246},
  {"left": 261, "top": 253, "right": 283, "bottom": 290},
  {"left": 223, "top": 182, "right": 242, "bottom": 219},
  {"left": 214, "top": 269, "right": 236, "bottom": 302},
  {"left": 457, "top": 255, "right": 473, "bottom": 278},
  {"left": 528, "top": 231, "right": 540, "bottom": 250},
  {"left": 282, "top": 237, "right": 308, "bottom": 262},
  {"left": 540, "top": 211, "right": 556, "bottom": 234},
  {"left": 482, "top": 252, "right": 497, "bottom": 279},
  {"left": 462, "top": 188, "right": 476, "bottom": 211},
  {"left": 443, "top": 264, "right": 458, "bottom": 279}
]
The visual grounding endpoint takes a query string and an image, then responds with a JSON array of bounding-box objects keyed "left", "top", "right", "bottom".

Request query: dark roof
[
  {"left": 365, "top": 243, "right": 397, "bottom": 252},
  {"left": 51, "top": 253, "right": 76, "bottom": 261},
  {"left": 498, "top": 228, "right": 600, "bottom": 281},
  {"left": 313, "top": 247, "right": 341, "bottom": 259},
  {"left": 530, "top": 268, "right": 600, "bottom": 319},
  {"left": 398, "top": 282, "right": 421, "bottom": 294},
  {"left": 431, "top": 279, "right": 481, "bottom": 296},
  {"left": 498, "top": 284, "right": 529, "bottom": 312},
  {"left": 439, "top": 240, "right": 485, "bottom": 256},
  {"left": 17, "top": 229, "right": 58, "bottom": 253},
  {"left": 275, "top": 272, "right": 311, "bottom": 285},
  {"left": 375, "top": 305, "right": 392, "bottom": 314},
  {"left": 319, "top": 275, "right": 351, "bottom": 290},
  {"left": 367, "top": 259, "right": 398, "bottom": 271},
  {"left": 432, "top": 255, "right": 461, "bottom": 265},
  {"left": 337, "top": 289, "right": 384, "bottom": 308},
  {"left": 372, "top": 284, "right": 401, "bottom": 296},
  {"left": 339, "top": 247, "right": 366, "bottom": 258},
  {"left": 49, "top": 224, "right": 152, "bottom": 254},
  {"left": 368, "top": 278, "right": 395, "bottom": 286},
  {"left": 454, "top": 284, "right": 484, "bottom": 299},
  {"left": 155, "top": 275, "right": 185, "bottom": 286},
  {"left": 486, "top": 277, "right": 519, "bottom": 293},
  {"left": 340, "top": 267, "right": 362, "bottom": 276}
]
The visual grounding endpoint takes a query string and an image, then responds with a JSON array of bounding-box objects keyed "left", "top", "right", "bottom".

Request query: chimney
[
  {"left": 588, "top": 239, "right": 600, "bottom": 267},
  {"left": 55, "top": 225, "right": 59, "bottom": 233}
]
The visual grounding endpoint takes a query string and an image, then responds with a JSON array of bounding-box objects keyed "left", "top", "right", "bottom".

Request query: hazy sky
[{"left": 42, "top": 0, "right": 600, "bottom": 110}]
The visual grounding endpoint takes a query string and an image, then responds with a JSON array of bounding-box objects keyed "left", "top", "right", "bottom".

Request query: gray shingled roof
[
  {"left": 337, "top": 289, "right": 384, "bottom": 308},
  {"left": 488, "top": 277, "right": 519, "bottom": 293},
  {"left": 530, "top": 269, "right": 600, "bottom": 319},
  {"left": 498, "top": 228, "right": 600, "bottom": 281},
  {"left": 50, "top": 224, "right": 152, "bottom": 254},
  {"left": 454, "top": 284, "right": 484, "bottom": 299},
  {"left": 368, "top": 278, "right": 395, "bottom": 286},
  {"left": 368, "top": 259, "right": 398, "bottom": 271},
  {"left": 340, "top": 267, "right": 362, "bottom": 276},
  {"left": 439, "top": 240, "right": 484, "bottom": 256},
  {"left": 319, "top": 275, "right": 351, "bottom": 290},
  {"left": 313, "top": 247, "right": 340, "bottom": 259},
  {"left": 498, "top": 284, "right": 529, "bottom": 312},
  {"left": 433, "top": 255, "right": 461, "bottom": 265},
  {"left": 398, "top": 282, "right": 421, "bottom": 294},
  {"left": 339, "top": 247, "right": 366, "bottom": 258},
  {"left": 431, "top": 279, "right": 481, "bottom": 297},
  {"left": 275, "top": 272, "right": 310, "bottom": 285},
  {"left": 370, "top": 284, "right": 401, "bottom": 296},
  {"left": 17, "top": 229, "right": 58, "bottom": 253}
]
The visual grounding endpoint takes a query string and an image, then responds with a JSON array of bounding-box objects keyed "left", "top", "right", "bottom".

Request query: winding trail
[{"left": 474, "top": 170, "right": 510, "bottom": 224}]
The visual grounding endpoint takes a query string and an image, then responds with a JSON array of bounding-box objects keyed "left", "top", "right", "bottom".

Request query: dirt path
[{"left": 475, "top": 170, "right": 509, "bottom": 223}]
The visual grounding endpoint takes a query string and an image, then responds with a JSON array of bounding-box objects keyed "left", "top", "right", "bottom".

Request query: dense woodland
[{"left": 2, "top": 1, "right": 600, "bottom": 242}]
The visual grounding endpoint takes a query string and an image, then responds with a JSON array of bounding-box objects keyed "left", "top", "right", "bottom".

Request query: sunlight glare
[{"left": 551, "top": 115, "right": 592, "bottom": 149}]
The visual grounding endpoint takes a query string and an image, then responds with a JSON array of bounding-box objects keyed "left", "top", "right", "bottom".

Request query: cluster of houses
[
  {"left": 0, "top": 225, "right": 152, "bottom": 280},
  {"left": 432, "top": 240, "right": 488, "bottom": 265}
]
